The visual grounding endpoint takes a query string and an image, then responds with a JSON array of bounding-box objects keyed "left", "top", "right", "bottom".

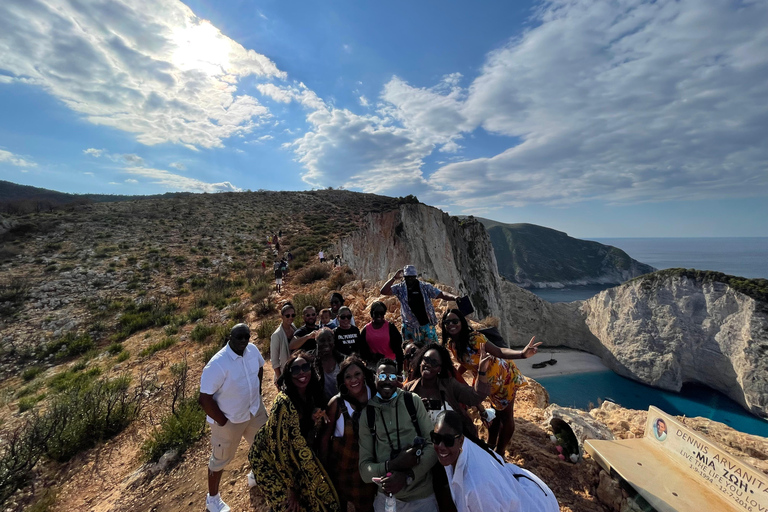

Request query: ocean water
[
  {"left": 537, "top": 370, "right": 768, "bottom": 438},
  {"left": 529, "top": 237, "right": 768, "bottom": 303}
]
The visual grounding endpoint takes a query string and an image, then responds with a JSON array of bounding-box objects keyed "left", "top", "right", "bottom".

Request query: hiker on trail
[
  {"left": 327, "top": 292, "right": 355, "bottom": 328},
  {"left": 433, "top": 410, "right": 559, "bottom": 512},
  {"left": 333, "top": 306, "right": 368, "bottom": 359},
  {"left": 319, "top": 356, "right": 379, "bottom": 512},
  {"left": 289, "top": 306, "right": 321, "bottom": 352},
  {"left": 280, "top": 257, "right": 288, "bottom": 277},
  {"left": 287, "top": 251, "right": 293, "bottom": 262},
  {"left": 360, "top": 301, "right": 404, "bottom": 373},
  {"left": 274, "top": 262, "right": 284, "bottom": 293},
  {"left": 249, "top": 351, "right": 340, "bottom": 512},
  {"left": 261, "top": 260, "right": 266, "bottom": 271},
  {"left": 199, "top": 323, "right": 267, "bottom": 512},
  {"left": 405, "top": 343, "right": 492, "bottom": 512},
  {"left": 279, "top": 229, "right": 282, "bottom": 238},
  {"left": 359, "top": 358, "right": 438, "bottom": 511},
  {"left": 380, "top": 265, "right": 458, "bottom": 346},
  {"left": 334, "top": 255, "right": 341, "bottom": 267},
  {"left": 271, "top": 303, "right": 296, "bottom": 385},
  {"left": 319, "top": 250, "right": 326, "bottom": 263},
  {"left": 440, "top": 308, "right": 540, "bottom": 457}
]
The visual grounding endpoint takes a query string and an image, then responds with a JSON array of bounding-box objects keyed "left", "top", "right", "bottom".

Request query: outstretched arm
[
  {"left": 380, "top": 269, "right": 403, "bottom": 295},
  {"left": 484, "top": 336, "right": 541, "bottom": 360}
]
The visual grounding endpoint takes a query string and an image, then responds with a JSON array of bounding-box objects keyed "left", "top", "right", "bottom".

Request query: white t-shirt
[{"left": 200, "top": 343, "right": 265, "bottom": 424}]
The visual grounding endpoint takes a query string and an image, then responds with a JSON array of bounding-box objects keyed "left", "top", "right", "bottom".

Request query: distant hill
[
  {"left": 0, "top": 179, "right": 147, "bottom": 203},
  {"left": 474, "top": 217, "right": 656, "bottom": 288}
]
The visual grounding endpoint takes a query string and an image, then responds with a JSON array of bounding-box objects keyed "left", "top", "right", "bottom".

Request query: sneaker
[
  {"left": 247, "top": 472, "right": 257, "bottom": 489},
  {"left": 206, "top": 493, "right": 231, "bottom": 512}
]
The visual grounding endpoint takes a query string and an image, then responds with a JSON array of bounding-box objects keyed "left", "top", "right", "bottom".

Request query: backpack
[{"left": 365, "top": 391, "right": 421, "bottom": 460}]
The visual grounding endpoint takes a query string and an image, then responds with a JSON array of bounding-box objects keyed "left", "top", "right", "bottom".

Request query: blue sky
[{"left": 1, "top": 0, "right": 767, "bottom": 237}]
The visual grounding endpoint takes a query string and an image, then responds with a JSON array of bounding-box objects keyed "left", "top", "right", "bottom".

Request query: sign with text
[{"left": 646, "top": 406, "right": 768, "bottom": 512}]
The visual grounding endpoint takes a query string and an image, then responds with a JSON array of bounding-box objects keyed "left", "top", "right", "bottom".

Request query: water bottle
[{"left": 385, "top": 493, "right": 396, "bottom": 512}]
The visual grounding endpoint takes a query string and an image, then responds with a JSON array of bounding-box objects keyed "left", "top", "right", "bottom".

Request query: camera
[{"left": 411, "top": 436, "right": 425, "bottom": 458}]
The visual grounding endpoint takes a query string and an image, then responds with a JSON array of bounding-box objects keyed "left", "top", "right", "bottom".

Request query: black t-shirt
[
  {"left": 406, "top": 282, "right": 430, "bottom": 326},
  {"left": 333, "top": 325, "right": 363, "bottom": 357},
  {"left": 293, "top": 324, "right": 319, "bottom": 352},
  {"left": 275, "top": 267, "right": 283, "bottom": 279}
]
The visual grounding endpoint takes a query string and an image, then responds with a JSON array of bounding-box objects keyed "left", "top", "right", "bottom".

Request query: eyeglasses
[
  {"left": 377, "top": 373, "right": 399, "bottom": 382},
  {"left": 339, "top": 315, "right": 352, "bottom": 320},
  {"left": 421, "top": 356, "right": 441, "bottom": 368},
  {"left": 443, "top": 318, "right": 461, "bottom": 326},
  {"left": 430, "top": 431, "right": 462, "bottom": 447},
  {"left": 289, "top": 363, "right": 312, "bottom": 375},
  {"left": 283, "top": 313, "right": 296, "bottom": 318}
]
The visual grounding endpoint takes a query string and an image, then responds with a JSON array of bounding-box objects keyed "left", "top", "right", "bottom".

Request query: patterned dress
[
  {"left": 449, "top": 331, "right": 527, "bottom": 410},
  {"left": 329, "top": 400, "right": 377, "bottom": 512},
  {"left": 249, "top": 392, "right": 340, "bottom": 512}
]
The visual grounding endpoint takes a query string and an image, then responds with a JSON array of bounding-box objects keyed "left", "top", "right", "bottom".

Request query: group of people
[{"left": 199, "top": 265, "right": 559, "bottom": 512}]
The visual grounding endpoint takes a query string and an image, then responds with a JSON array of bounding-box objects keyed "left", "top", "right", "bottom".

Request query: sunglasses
[
  {"left": 421, "top": 356, "right": 441, "bottom": 368},
  {"left": 283, "top": 313, "right": 296, "bottom": 318},
  {"left": 377, "top": 373, "right": 399, "bottom": 382},
  {"left": 430, "top": 431, "right": 462, "bottom": 447},
  {"left": 305, "top": 313, "right": 317, "bottom": 317},
  {"left": 443, "top": 318, "right": 461, "bottom": 326},
  {"left": 289, "top": 362, "right": 312, "bottom": 375},
  {"left": 339, "top": 315, "right": 352, "bottom": 320}
]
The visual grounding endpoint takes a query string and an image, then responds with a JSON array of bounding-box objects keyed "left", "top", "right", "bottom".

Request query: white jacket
[{"left": 445, "top": 439, "right": 559, "bottom": 512}]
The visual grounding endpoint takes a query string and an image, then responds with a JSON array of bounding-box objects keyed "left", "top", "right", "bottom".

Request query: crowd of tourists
[{"left": 199, "top": 265, "right": 559, "bottom": 512}]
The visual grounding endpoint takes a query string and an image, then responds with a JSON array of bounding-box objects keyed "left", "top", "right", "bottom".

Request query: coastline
[{"left": 514, "top": 348, "right": 609, "bottom": 379}]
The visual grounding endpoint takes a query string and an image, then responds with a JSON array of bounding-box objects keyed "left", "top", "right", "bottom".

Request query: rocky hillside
[
  {"left": 581, "top": 269, "right": 768, "bottom": 417},
  {"left": 475, "top": 218, "right": 656, "bottom": 288}
]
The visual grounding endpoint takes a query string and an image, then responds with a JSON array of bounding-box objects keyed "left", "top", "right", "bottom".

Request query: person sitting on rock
[{"left": 380, "top": 265, "right": 458, "bottom": 346}]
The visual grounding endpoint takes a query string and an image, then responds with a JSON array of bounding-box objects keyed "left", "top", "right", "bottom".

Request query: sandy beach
[{"left": 513, "top": 348, "right": 609, "bottom": 378}]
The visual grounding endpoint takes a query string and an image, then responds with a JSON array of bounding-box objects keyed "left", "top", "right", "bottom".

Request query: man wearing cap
[
  {"left": 380, "top": 265, "right": 458, "bottom": 345},
  {"left": 199, "top": 323, "right": 268, "bottom": 512}
]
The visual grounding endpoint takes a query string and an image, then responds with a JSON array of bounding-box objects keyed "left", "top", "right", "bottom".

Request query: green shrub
[
  {"left": 18, "top": 396, "right": 37, "bottom": 412},
  {"left": 327, "top": 266, "right": 354, "bottom": 290},
  {"left": 22, "top": 366, "right": 43, "bottom": 382},
  {"left": 115, "top": 301, "right": 178, "bottom": 340},
  {"left": 141, "top": 398, "right": 205, "bottom": 463},
  {"left": 190, "top": 324, "right": 217, "bottom": 343},
  {"left": 228, "top": 303, "right": 248, "bottom": 322},
  {"left": 186, "top": 307, "right": 207, "bottom": 322},
  {"left": 255, "top": 319, "right": 279, "bottom": 356},
  {"left": 42, "top": 332, "right": 94, "bottom": 359},
  {"left": 47, "top": 367, "right": 101, "bottom": 393},
  {"left": 254, "top": 297, "right": 275, "bottom": 316},
  {"left": 16, "top": 381, "right": 43, "bottom": 399},
  {"left": 106, "top": 342, "right": 124, "bottom": 355},
  {"left": 295, "top": 264, "right": 330, "bottom": 285},
  {"left": 116, "top": 351, "right": 130, "bottom": 362},
  {"left": 139, "top": 337, "right": 178, "bottom": 357},
  {"left": 291, "top": 292, "right": 325, "bottom": 319}
]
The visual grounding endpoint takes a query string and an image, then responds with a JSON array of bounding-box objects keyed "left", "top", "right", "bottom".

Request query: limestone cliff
[{"left": 581, "top": 270, "right": 768, "bottom": 417}]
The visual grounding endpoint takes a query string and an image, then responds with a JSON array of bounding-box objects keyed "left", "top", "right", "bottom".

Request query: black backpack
[{"left": 365, "top": 391, "right": 422, "bottom": 460}]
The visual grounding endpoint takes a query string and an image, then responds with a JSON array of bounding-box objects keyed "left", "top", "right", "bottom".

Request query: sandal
[{"left": 531, "top": 362, "right": 548, "bottom": 369}]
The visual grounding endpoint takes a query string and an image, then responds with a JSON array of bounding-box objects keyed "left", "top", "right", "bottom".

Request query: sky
[{"left": 1, "top": 0, "right": 767, "bottom": 238}]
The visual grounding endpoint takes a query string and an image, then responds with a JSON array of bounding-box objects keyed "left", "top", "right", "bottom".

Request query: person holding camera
[{"left": 359, "top": 359, "right": 438, "bottom": 512}]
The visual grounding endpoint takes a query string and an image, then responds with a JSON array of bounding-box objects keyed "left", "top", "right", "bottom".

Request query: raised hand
[
  {"left": 522, "top": 336, "right": 542, "bottom": 358},
  {"left": 478, "top": 343, "right": 493, "bottom": 373}
]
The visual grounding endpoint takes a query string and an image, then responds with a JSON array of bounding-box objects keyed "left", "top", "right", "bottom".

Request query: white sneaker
[
  {"left": 206, "top": 493, "right": 231, "bottom": 512},
  {"left": 247, "top": 472, "right": 257, "bottom": 489}
]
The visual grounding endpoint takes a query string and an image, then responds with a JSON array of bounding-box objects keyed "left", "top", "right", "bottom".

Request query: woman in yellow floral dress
[
  {"left": 249, "top": 351, "right": 339, "bottom": 512},
  {"left": 441, "top": 309, "right": 541, "bottom": 456}
]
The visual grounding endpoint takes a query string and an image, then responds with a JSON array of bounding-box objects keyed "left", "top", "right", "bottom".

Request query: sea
[{"left": 525, "top": 237, "right": 768, "bottom": 436}]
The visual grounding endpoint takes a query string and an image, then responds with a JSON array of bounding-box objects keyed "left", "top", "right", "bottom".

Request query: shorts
[
  {"left": 209, "top": 405, "right": 268, "bottom": 472},
  {"left": 275, "top": 278, "right": 282, "bottom": 285},
  {"left": 401, "top": 323, "right": 438, "bottom": 345}
]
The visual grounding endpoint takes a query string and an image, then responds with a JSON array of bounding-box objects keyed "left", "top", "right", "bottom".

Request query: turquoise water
[{"left": 537, "top": 370, "right": 768, "bottom": 438}]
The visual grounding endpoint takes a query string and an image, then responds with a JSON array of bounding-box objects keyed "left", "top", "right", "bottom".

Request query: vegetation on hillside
[{"left": 633, "top": 268, "right": 768, "bottom": 304}]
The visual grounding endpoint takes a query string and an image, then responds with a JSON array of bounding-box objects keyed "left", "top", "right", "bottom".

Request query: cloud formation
[
  {"left": 0, "top": 149, "right": 37, "bottom": 168},
  {"left": 287, "top": 0, "right": 768, "bottom": 208},
  {"left": 123, "top": 167, "right": 240, "bottom": 193},
  {"left": 0, "top": 0, "right": 284, "bottom": 149}
]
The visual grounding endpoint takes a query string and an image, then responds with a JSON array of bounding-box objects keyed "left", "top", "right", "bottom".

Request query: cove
[{"left": 537, "top": 370, "right": 768, "bottom": 438}]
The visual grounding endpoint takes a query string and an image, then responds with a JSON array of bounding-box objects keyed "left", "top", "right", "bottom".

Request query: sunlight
[{"left": 170, "top": 20, "right": 231, "bottom": 76}]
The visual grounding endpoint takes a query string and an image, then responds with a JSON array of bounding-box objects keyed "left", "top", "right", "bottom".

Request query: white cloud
[
  {"left": 84, "top": 149, "right": 144, "bottom": 166},
  {"left": 0, "top": 149, "right": 37, "bottom": 168},
  {"left": 169, "top": 162, "right": 186, "bottom": 170},
  {"left": 83, "top": 172, "right": 94, "bottom": 176},
  {"left": 0, "top": 0, "right": 284, "bottom": 149},
  {"left": 123, "top": 166, "right": 241, "bottom": 193},
  {"left": 258, "top": 135, "right": 273, "bottom": 141},
  {"left": 0, "top": 75, "right": 13, "bottom": 83},
  {"left": 358, "top": 95, "right": 369, "bottom": 107},
  {"left": 125, "top": 178, "right": 138, "bottom": 183},
  {"left": 83, "top": 148, "right": 105, "bottom": 157}
]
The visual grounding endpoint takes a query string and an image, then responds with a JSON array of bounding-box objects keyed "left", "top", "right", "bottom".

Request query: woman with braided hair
[{"left": 319, "top": 355, "right": 378, "bottom": 511}]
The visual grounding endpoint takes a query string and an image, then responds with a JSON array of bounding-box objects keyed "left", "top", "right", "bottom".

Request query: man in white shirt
[{"left": 199, "top": 323, "right": 267, "bottom": 512}]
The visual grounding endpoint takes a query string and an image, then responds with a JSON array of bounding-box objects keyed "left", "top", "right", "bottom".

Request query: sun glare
[{"left": 171, "top": 20, "right": 231, "bottom": 76}]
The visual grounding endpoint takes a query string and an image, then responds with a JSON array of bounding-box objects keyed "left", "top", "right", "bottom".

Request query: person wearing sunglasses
[
  {"left": 359, "top": 359, "right": 438, "bottom": 511},
  {"left": 359, "top": 301, "right": 404, "bottom": 373},
  {"left": 319, "top": 356, "right": 379, "bottom": 512},
  {"left": 326, "top": 292, "right": 356, "bottom": 328},
  {"left": 333, "top": 306, "right": 368, "bottom": 359},
  {"left": 440, "top": 309, "right": 541, "bottom": 457},
  {"left": 380, "top": 265, "right": 458, "bottom": 347},
  {"left": 199, "top": 323, "right": 268, "bottom": 512},
  {"left": 289, "top": 305, "right": 321, "bottom": 352},
  {"left": 404, "top": 343, "right": 492, "bottom": 512},
  {"left": 249, "top": 351, "right": 340, "bottom": 512},
  {"left": 432, "top": 410, "right": 558, "bottom": 512},
  {"left": 271, "top": 302, "right": 297, "bottom": 385}
]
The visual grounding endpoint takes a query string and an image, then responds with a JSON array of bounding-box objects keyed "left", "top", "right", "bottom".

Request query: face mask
[{"left": 376, "top": 391, "right": 398, "bottom": 401}]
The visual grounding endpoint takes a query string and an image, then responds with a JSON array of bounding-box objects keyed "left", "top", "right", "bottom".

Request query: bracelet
[{"left": 479, "top": 371, "right": 487, "bottom": 376}]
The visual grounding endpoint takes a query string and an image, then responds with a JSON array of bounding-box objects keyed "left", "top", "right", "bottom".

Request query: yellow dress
[
  {"left": 249, "top": 392, "right": 339, "bottom": 512},
  {"left": 449, "top": 331, "right": 527, "bottom": 410}
]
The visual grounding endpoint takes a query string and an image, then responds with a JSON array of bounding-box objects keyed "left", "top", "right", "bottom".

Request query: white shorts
[
  {"left": 275, "top": 278, "right": 282, "bottom": 285},
  {"left": 208, "top": 405, "right": 268, "bottom": 472}
]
